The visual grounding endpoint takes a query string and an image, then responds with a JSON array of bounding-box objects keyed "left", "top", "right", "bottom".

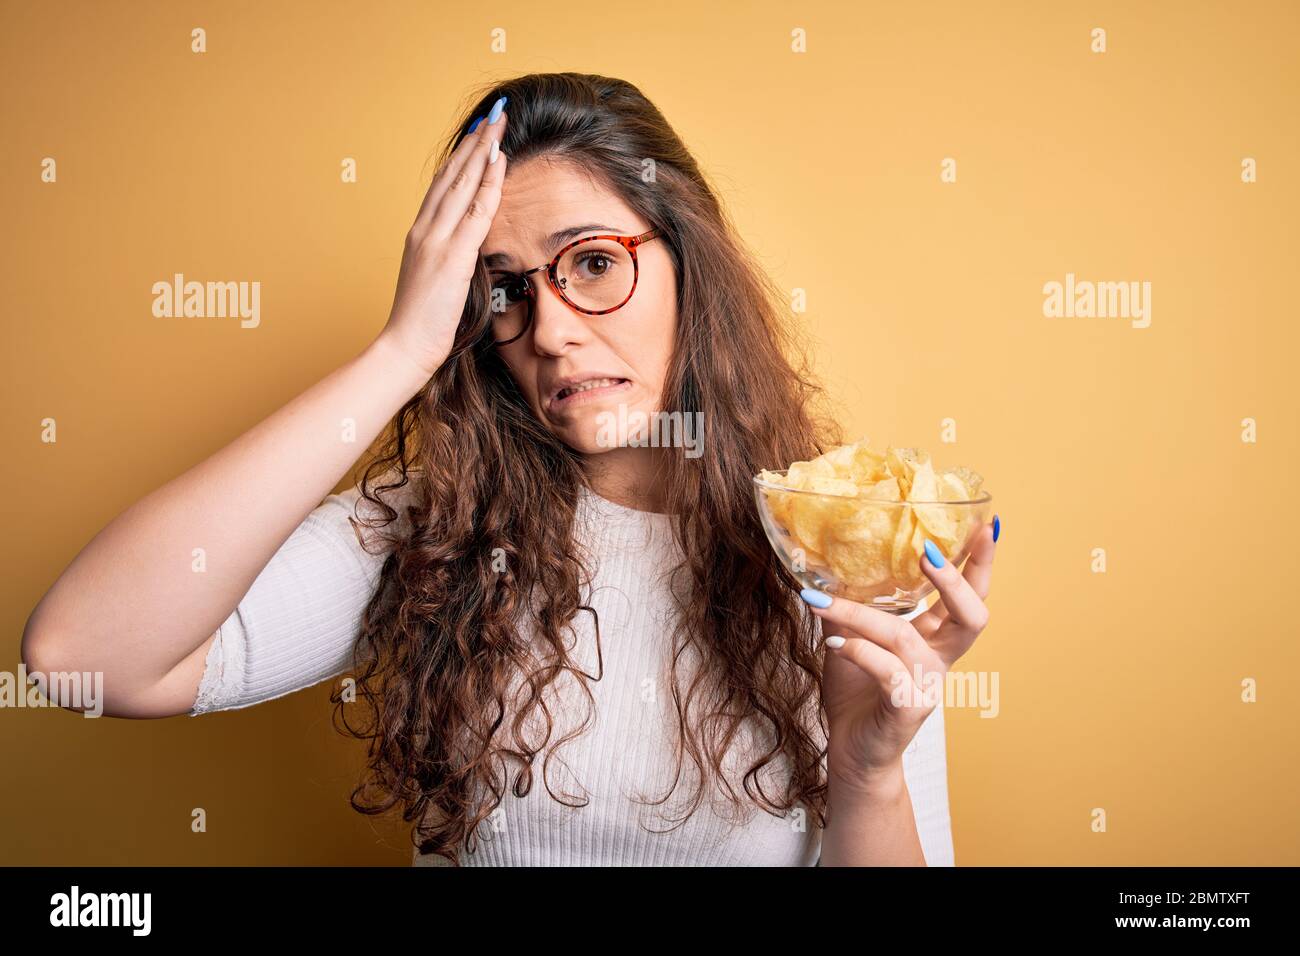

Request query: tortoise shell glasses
[{"left": 485, "top": 227, "right": 662, "bottom": 346}]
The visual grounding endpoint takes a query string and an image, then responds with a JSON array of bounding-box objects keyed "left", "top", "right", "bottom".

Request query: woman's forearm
[
  {"left": 21, "top": 335, "right": 429, "bottom": 704},
  {"left": 820, "top": 764, "right": 927, "bottom": 866}
]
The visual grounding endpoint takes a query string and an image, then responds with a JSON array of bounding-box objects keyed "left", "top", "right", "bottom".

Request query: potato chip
[
  {"left": 943, "top": 464, "right": 983, "bottom": 497},
  {"left": 822, "top": 498, "right": 898, "bottom": 586},
  {"left": 820, "top": 443, "right": 860, "bottom": 473},
  {"left": 885, "top": 446, "right": 930, "bottom": 497},
  {"left": 898, "top": 506, "right": 928, "bottom": 585},
  {"left": 786, "top": 458, "right": 836, "bottom": 486},
  {"left": 865, "top": 476, "right": 902, "bottom": 501}
]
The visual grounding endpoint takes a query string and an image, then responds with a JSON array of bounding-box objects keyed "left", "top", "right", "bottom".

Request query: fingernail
[
  {"left": 487, "top": 96, "right": 507, "bottom": 124},
  {"left": 923, "top": 539, "right": 946, "bottom": 568},
  {"left": 800, "top": 588, "right": 833, "bottom": 609},
  {"left": 468, "top": 115, "right": 485, "bottom": 134},
  {"left": 824, "top": 635, "right": 846, "bottom": 649},
  {"left": 488, "top": 139, "right": 500, "bottom": 164},
  {"left": 992, "top": 515, "right": 1001, "bottom": 543}
]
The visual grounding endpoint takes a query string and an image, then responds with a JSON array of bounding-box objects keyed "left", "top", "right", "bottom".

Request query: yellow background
[{"left": 2, "top": 0, "right": 1296, "bottom": 864}]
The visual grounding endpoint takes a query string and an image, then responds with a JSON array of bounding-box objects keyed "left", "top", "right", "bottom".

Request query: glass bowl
[{"left": 753, "top": 469, "right": 993, "bottom": 615}]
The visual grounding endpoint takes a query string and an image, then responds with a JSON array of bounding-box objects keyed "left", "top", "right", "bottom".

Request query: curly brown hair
[{"left": 332, "top": 72, "right": 843, "bottom": 864}]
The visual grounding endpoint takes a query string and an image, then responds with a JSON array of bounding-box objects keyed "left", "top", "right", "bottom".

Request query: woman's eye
[
  {"left": 576, "top": 253, "right": 613, "bottom": 278},
  {"left": 491, "top": 277, "right": 528, "bottom": 306}
]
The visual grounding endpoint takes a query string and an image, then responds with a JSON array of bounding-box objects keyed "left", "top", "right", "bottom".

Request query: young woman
[{"left": 23, "top": 72, "right": 997, "bottom": 866}]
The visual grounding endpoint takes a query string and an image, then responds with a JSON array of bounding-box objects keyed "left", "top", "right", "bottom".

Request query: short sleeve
[{"left": 188, "top": 477, "right": 414, "bottom": 716}]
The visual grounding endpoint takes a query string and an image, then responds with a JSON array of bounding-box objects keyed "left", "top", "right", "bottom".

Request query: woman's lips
[{"left": 550, "top": 378, "right": 631, "bottom": 411}]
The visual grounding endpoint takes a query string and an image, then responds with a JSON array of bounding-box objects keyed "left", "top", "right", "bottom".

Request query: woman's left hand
[{"left": 807, "top": 519, "right": 999, "bottom": 793}]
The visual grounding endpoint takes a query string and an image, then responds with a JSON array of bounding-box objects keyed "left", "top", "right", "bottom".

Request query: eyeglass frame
[{"left": 485, "top": 227, "right": 662, "bottom": 345}]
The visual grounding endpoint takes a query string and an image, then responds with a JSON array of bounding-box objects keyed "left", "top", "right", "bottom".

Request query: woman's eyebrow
[{"left": 482, "top": 222, "right": 626, "bottom": 269}]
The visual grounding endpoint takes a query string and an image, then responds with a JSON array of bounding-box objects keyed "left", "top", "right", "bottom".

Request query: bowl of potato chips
[{"left": 754, "top": 439, "right": 992, "bottom": 614}]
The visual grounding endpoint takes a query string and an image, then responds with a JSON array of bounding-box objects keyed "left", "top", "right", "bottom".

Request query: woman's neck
[{"left": 583, "top": 446, "right": 674, "bottom": 515}]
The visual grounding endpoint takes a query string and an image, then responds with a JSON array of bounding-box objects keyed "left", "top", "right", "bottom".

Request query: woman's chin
[
  {"left": 549, "top": 404, "right": 659, "bottom": 455},
  {"left": 558, "top": 423, "right": 631, "bottom": 456}
]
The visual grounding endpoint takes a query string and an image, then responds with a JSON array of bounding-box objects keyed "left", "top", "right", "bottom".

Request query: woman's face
[{"left": 480, "top": 156, "right": 677, "bottom": 456}]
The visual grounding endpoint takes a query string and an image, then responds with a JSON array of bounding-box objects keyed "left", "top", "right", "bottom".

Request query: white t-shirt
[{"left": 190, "top": 480, "right": 955, "bottom": 866}]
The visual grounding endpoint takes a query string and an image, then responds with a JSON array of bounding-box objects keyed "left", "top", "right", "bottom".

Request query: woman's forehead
[{"left": 484, "top": 157, "right": 641, "bottom": 265}]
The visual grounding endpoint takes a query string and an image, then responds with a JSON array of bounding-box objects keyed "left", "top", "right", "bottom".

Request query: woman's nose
[{"left": 529, "top": 276, "right": 588, "bottom": 353}]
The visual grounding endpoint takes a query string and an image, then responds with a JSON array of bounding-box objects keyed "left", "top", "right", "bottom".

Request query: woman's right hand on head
[{"left": 376, "top": 100, "right": 509, "bottom": 383}]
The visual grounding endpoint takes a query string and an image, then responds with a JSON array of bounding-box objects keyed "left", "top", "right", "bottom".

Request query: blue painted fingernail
[
  {"left": 468, "top": 115, "right": 485, "bottom": 133},
  {"left": 800, "top": 588, "right": 833, "bottom": 608},
  {"left": 924, "top": 539, "right": 946, "bottom": 568},
  {"left": 487, "top": 96, "right": 507, "bottom": 124},
  {"left": 993, "top": 514, "right": 1001, "bottom": 543}
]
